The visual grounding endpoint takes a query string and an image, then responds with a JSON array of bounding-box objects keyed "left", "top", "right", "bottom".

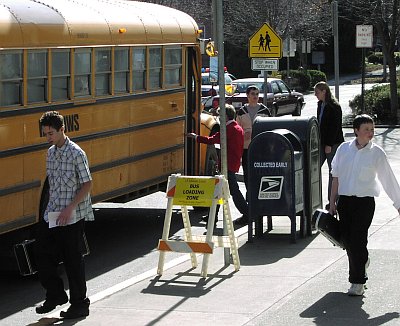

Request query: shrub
[
  {"left": 308, "top": 70, "right": 327, "bottom": 87},
  {"left": 349, "top": 82, "right": 400, "bottom": 124},
  {"left": 367, "top": 53, "right": 383, "bottom": 64},
  {"left": 280, "top": 69, "right": 311, "bottom": 92}
]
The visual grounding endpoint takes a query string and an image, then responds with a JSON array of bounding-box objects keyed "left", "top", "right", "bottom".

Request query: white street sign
[
  {"left": 356, "top": 25, "right": 373, "bottom": 48},
  {"left": 251, "top": 58, "right": 279, "bottom": 71}
]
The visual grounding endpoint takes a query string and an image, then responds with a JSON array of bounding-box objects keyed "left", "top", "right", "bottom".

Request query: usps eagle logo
[{"left": 258, "top": 176, "right": 284, "bottom": 199}]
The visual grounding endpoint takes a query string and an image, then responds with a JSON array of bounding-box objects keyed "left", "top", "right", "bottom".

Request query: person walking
[
  {"left": 315, "top": 81, "right": 344, "bottom": 209},
  {"left": 236, "top": 85, "right": 271, "bottom": 225},
  {"left": 329, "top": 114, "right": 400, "bottom": 296},
  {"left": 187, "top": 104, "right": 248, "bottom": 225},
  {"left": 35, "top": 111, "right": 94, "bottom": 319}
]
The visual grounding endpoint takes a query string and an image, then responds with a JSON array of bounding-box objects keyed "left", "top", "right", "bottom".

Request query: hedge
[
  {"left": 280, "top": 70, "right": 310, "bottom": 92},
  {"left": 349, "top": 81, "right": 400, "bottom": 124},
  {"left": 280, "top": 69, "right": 326, "bottom": 91},
  {"left": 308, "top": 70, "right": 327, "bottom": 87}
]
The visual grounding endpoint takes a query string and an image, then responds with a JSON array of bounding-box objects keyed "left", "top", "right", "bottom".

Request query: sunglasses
[{"left": 249, "top": 92, "right": 259, "bottom": 96}]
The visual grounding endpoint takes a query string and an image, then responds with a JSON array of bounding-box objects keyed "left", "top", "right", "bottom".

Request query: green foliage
[
  {"left": 367, "top": 53, "right": 384, "bottom": 64},
  {"left": 308, "top": 70, "right": 327, "bottom": 87},
  {"left": 349, "top": 82, "right": 400, "bottom": 124},
  {"left": 280, "top": 69, "right": 311, "bottom": 92}
]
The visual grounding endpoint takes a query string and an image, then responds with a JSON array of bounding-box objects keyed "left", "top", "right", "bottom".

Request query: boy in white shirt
[{"left": 329, "top": 114, "right": 400, "bottom": 296}]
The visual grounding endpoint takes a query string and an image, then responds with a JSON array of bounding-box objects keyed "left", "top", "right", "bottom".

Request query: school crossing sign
[{"left": 248, "top": 23, "right": 282, "bottom": 59}]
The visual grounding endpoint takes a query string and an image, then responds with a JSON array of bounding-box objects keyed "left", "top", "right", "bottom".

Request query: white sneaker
[{"left": 348, "top": 283, "right": 365, "bottom": 296}]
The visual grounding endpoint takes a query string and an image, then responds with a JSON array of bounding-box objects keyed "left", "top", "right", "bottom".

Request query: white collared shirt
[{"left": 331, "top": 139, "right": 400, "bottom": 209}]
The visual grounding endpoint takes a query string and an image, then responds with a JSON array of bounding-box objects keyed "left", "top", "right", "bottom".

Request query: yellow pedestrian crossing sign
[{"left": 248, "top": 23, "right": 282, "bottom": 58}]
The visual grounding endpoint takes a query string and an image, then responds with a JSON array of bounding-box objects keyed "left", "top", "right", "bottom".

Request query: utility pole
[
  {"left": 214, "top": 0, "right": 226, "bottom": 178},
  {"left": 213, "top": 0, "right": 230, "bottom": 264},
  {"left": 332, "top": 0, "right": 340, "bottom": 100}
]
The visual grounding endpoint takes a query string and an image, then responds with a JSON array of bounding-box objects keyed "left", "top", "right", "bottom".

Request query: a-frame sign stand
[{"left": 157, "top": 174, "right": 240, "bottom": 278}]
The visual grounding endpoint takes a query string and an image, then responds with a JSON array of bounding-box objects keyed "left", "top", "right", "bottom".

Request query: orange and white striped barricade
[{"left": 157, "top": 174, "right": 240, "bottom": 278}]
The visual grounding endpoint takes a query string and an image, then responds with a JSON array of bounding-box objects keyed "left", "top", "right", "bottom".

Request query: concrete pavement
[{"left": 39, "top": 127, "right": 400, "bottom": 326}]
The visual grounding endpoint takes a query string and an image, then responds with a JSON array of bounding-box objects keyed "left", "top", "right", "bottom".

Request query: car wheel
[
  {"left": 270, "top": 105, "right": 278, "bottom": 117},
  {"left": 292, "top": 102, "right": 302, "bottom": 116}
]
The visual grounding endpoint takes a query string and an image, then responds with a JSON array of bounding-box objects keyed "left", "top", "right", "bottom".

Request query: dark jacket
[{"left": 317, "top": 100, "right": 344, "bottom": 147}]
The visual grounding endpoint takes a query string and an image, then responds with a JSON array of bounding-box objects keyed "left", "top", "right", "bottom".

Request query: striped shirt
[{"left": 44, "top": 137, "right": 94, "bottom": 223}]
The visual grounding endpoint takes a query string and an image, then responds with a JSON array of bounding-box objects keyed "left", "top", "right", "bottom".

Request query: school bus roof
[{"left": 0, "top": 0, "right": 199, "bottom": 49}]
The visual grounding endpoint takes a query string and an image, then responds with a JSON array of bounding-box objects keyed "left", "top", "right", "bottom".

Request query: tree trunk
[{"left": 387, "top": 56, "right": 399, "bottom": 123}]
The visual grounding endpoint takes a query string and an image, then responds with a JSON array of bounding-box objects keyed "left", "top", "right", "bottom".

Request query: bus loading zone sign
[{"left": 258, "top": 176, "right": 284, "bottom": 200}]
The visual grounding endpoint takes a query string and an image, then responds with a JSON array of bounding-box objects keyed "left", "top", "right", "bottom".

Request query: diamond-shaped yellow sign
[{"left": 248, "top": 23, "right": 282, "bottom": 58}]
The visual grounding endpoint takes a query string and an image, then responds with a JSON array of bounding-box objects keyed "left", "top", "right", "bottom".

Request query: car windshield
[{"left": 233, "top": 82, "right": 265, "bottom": 93}]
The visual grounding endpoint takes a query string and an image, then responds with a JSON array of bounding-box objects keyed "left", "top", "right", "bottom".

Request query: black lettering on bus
[
  {"left": 64, "top": 115, "right": 74, "bottom": 132},
  {"left": 64, "top": 114, "right": 80, "bottom": 132},
  {"left": 38, "top": 114, "right": 79, "bottom": 137},
  {"left": 73, "top": 114, "right": 80, "bottom": 131}
]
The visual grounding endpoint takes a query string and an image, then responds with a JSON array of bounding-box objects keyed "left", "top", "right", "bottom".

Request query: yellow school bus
[{"left": 0, "top": 0, "right": 218, "bottom": 238}]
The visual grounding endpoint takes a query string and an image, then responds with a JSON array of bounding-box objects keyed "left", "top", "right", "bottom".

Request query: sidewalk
[{"left": 45, "top": 127, "right": 400, "bottom": 326}]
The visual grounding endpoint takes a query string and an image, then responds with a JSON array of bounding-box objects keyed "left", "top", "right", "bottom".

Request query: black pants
[
  {"left": 227, "top": 170, "right": 248, "bottom": 216},
  {"left": 337, "top": 195, "right": 375, "bottom": 284},
  {"left": 35, "top": 218, "right": 87, "bottom": 305}
]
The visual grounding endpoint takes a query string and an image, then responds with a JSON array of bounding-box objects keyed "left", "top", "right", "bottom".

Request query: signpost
[
  {"left": 356, "top": 25, "right": 373, "bottom": 112},
  {"left": 249, "top": 23, "right": 282, "bottom": 106}
]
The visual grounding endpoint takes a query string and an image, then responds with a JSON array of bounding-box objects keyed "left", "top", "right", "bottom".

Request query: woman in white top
[{"left": 329, "top": 114, "right": 400, "bottom": 296}]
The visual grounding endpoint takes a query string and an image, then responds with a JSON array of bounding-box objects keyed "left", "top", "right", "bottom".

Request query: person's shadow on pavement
[{"left": 300, "top": 292, "right": 400, "bottom": 325}]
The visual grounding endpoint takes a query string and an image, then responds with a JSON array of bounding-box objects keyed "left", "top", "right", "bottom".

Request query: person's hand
[
  {"left": 329, "top": 202, "right": 337, "bottom": 216},
  {"left": 325, "top": 145, "right": 332, "bottom": 154},
  {"left": 187, "top": 133, "right": 197, "bottom": 139},
  {"left": 57, "top": 206, "right": 74, "bottom": 226},
  {"left": 244, "top": 130, "right": 252, "bottom": 142}
]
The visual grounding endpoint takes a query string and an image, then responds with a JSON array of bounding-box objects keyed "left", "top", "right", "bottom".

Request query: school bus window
[
  {"left": 132, "top": 47, "right": 146, "bottom": 91},
  {"left": 27, "top": 50, "right": 47, "bottom": 103},
  {"left": 165, "top": 47, "right": 182, "bottom": 86},
  {"left": 0, "top": 50, "right": 22, "bottom": 106},
  {"left": 52, "top": 49, "right": 70, "bottom": 101},
  {"left": 114, "top": 47, "right": 129, "bottom": 93},
  {"left": 95, "top": 47, "right": 111, "bottom": 96},
  {"left": 149, "top": 47, "right": 162, "bottom": 89},
  {"left": 74, "top": 48, "right": 91, "bottom": 97}
]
